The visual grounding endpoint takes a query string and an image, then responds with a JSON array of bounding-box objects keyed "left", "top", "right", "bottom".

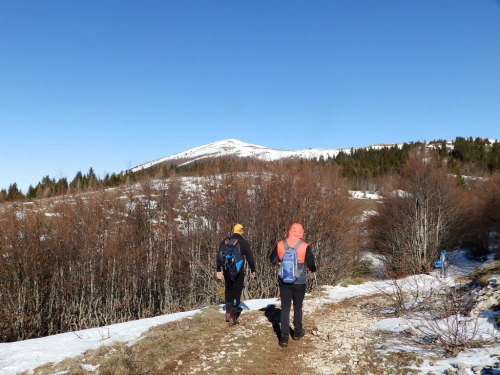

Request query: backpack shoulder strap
[
  {"left": 226, "top": 237, "right": 238, "bottom": 246},
  {"left": 283, "top": 239, "right": 304, "bottom": 250},
  {"left": 292, "top": 240, "right": 304, "bottom": 250}
]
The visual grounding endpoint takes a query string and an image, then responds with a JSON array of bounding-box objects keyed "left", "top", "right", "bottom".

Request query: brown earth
[{"left": 23, "top": 292, "right": 425, "bottom": 375}]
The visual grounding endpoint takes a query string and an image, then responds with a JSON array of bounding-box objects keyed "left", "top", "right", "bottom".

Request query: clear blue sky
[{"left": 1, "top": 1, "right": 499, "bottom": 192}]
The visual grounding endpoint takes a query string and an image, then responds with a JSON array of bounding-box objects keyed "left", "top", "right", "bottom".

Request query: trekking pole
[{"left": 313, "top": 272, "right": 330, "bottom": 340}]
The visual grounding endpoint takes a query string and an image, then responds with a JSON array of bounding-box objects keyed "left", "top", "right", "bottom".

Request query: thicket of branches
[
  {"left": 368, "top": 146, "right": 496, "bottom": 275},
  {"left": 1, "top": 141, "right": 500, "bottom": 343},
  {"left": 369, "top": 148, "right": 464, "bottom": 274},
  {"left": 0, "top": 159, "right": 362, "bottom": 342}
]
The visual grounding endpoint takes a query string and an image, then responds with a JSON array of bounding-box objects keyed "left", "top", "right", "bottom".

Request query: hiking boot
[
  {"left": 293, "top": 328, "right": 305, "bottom": 340},
  {"left": 279, "top": 336, "right": 289, "bottom": 347},
  {"left": 225, "top": 312, "right": 230, "bottom": 322},
  {"left": 229, "top": 316, "right": 239, "bottom": 325}
]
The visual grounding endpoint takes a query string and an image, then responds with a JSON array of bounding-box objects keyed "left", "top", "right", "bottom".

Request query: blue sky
[{"left": 1, "top": 1, "right": 499, "bottom": 192}]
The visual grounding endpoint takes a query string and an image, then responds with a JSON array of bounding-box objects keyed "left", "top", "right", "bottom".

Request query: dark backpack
[
  {"left": 218, "top": 237, "right": 244, "bottom": 281},
  {"left": 278, "top": 239, "right": 304, "bottom": 284}
]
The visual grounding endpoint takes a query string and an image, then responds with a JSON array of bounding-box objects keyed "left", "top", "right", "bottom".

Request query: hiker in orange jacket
[{"left": 270, "top": 223, "right": 316, "bottom": 347}]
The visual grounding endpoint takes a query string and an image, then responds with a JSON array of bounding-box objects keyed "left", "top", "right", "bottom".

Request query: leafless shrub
[
  {"left": 0, "top": 157, "right": 362, "bottom": 341},
  {"left": 408, "top": 278, "right": 496, "bottom": 356},
  {"left": 369, "top": 148, "right": 465, "bottom": 275}
]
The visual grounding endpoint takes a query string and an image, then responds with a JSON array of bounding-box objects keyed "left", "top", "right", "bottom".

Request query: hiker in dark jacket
[
  {"left": 270, "top": 223, "right": 316, "bottom": 347},
  {"left": 216, "top": 224, "right": 256, "bottom": 325}
]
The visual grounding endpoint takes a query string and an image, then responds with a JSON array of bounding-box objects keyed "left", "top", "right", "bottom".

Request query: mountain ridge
[{"left": 130, "top": 138, "right": 405, "bottom": 173}]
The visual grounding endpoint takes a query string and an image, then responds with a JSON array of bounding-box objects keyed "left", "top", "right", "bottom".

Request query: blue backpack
[
  {"left": 218, "top": 238, "right": 244, "bottom": 281},
  {"left": 279, "top": 239, "right": 304, "bottom": 284},
  {"left": 435, "top": 251, "right": 447, "bottom": 268}
]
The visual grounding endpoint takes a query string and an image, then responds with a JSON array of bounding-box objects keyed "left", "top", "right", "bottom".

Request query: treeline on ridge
[{"left": 1, "top": 136, "right": 500, "bottom": 203}]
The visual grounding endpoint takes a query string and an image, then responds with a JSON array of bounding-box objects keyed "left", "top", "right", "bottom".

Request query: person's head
[
  {"left": 287, "top": 223, "right": 304, "bottom": 240},
  {"left": 233, "top": 223, "right": 244, "bottom": 235}
]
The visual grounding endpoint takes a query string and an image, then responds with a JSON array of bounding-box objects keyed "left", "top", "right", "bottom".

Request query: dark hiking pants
[
  {"left": 279, "top": 280, "right": 307, "bottom": 338},
  {"left": 223, "top": 268, "right": 245, "bottom": 317}
]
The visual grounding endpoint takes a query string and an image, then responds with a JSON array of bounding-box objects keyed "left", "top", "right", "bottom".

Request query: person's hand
[
  {"left": 251, "top": 272, "right": 256, "bottom": 279},
  {"left": 216, "top": 271, "right": 223, "bottom": 280}
]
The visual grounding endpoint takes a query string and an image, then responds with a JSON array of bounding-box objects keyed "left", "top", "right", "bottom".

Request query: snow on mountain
[{"left": 130, "top": 139, "right": 403, "bottom": 173}]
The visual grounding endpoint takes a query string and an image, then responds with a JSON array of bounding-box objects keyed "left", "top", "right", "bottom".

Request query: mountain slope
[{"left": 130, "top": 139, "right": 403, "bottom": 173}]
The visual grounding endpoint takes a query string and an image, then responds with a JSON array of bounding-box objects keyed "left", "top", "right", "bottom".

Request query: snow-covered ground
[
  {"left": 349, "top": 190, "right": 382, "bottom": 200},
  {"left": 0, "top": 251, "right": 498, "bottom": 375},
  {"left": 324, "top": 250, "right": 500, "bottom": 373},
  {"left": 0, "top": 300, "right": 276, "bottom": 375}
]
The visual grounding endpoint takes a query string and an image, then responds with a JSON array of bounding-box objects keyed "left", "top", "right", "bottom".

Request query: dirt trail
[
  {"left": 301, "top": 296, "right": 382, "bottom": 374},
  {"left": 22, "top": 292, "right": 415, "bottom": 375},
  {"left": 176, "top": 292, "right": 397, "bottom": 375}
]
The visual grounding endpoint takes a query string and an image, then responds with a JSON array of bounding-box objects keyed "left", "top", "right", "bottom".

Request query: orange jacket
[{"left": 277, "top": 223, "right": 308, "bottom": 263}]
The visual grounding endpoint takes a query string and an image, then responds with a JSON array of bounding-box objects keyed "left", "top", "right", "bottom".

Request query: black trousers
[
  {"left": 223, "top": 268, "right": 245, "bottom": 317},
  {"left": 279, "top": 280, "right": 307, "bottom": 338}
]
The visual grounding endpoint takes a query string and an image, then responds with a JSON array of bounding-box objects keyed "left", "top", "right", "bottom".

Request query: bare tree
[
  {"left": 0, "top": 157, "right": 363, "bottom": 342},
  {"left": 370, "top": 148, "right": 464, "bottom": 275}
]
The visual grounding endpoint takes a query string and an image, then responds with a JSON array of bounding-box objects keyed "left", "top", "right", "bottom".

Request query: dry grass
[
  {"left": 20, "top": 305, "right": 315, "bottom": 375},
  {"left": 354, "top": 330, "right": 423, "bottom": 375},
  {"left": 472, "top": 260, "right": 500, "bottom": 287},
  {"left": 18, "top": 293, "right": 461, "bottom": 375}
]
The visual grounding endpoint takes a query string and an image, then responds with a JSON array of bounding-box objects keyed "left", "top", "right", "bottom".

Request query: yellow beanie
[{"left": 233, "top": 224, "right": 244, "bottom": 235}]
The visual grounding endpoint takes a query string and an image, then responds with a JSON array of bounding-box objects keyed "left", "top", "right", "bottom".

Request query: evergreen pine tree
[
  {"left": 6, "top": 183, "right": 24, "bottom": 201},
  {"left": 0, "top": 189, "right": 6, "bottom": 202}
]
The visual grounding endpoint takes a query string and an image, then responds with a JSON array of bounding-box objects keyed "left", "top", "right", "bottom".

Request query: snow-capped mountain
[{"left": 130, "top": 139, "right": 402, "bottom": 173}]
